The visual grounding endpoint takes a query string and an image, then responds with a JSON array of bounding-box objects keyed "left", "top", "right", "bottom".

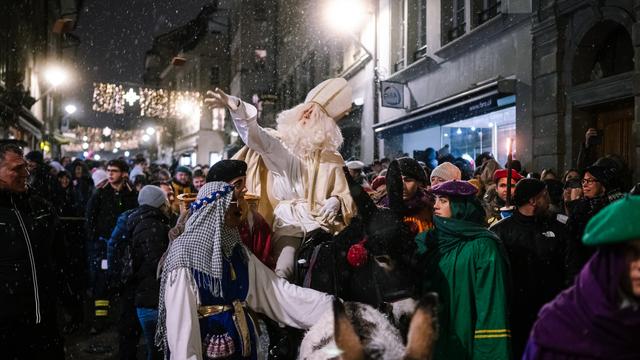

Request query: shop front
[{"left": 374, "top": 81, "right": 516, "bottom": 167}]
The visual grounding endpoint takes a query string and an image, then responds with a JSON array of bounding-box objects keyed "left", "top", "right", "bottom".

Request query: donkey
[
  {"left": 299, "top": 294, "right": 439, "bottom": 360},
  {"left": 294, "top": 159, "right": 420, "bottom": 309}
]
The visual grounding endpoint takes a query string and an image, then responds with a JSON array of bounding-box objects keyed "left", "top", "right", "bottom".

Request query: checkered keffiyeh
[{"left": 156, "top": 181, "right": 244, "bottom": 352}]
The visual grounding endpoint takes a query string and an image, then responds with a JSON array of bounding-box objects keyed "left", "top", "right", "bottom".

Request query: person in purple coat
[{"left": 523, "top": 195, "right": 640, "bottom": 360}]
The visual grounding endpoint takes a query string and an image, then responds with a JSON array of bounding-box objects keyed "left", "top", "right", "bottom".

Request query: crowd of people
[{"left": 1, "top": 77, "right": 639, "bottom": 360}]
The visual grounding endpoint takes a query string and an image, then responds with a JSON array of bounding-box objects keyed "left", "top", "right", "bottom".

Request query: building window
[
  {"left": 412, "top": 0, "right": 428, "bottom": 61},
  {"left": 442, "top": 0, "right": 466, "bottom": 44},
  {"left": 474, "top": 0, "right": 501, "bottom": 27},
  {"left": 390, "top": 0, "right": 407, "bottom": 73}
]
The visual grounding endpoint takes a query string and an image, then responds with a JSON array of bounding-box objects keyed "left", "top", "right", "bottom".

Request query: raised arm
[{"left": 205, "top": 89, "right": 296, "bottom": 176}]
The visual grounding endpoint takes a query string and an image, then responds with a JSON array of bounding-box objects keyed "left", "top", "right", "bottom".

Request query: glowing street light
[
  {"left": 124, "top": 151, "right": 130, "bottom": 157},
  {"left": 142, "top": 134, "right": 150, "bottom": 142},
  {"left": 94, "top": 154, "right": 101, "bottom": 161},
  {"left": 114, "top": 141, "right": 122, "bottom": 148},
  {"left": 145, "top": 127, "right": 156, "bottom": 136},
  {"left": 44, "top": 66, "right": 69, "bottom": 87},
  {"left": 99, "top": 143, "right": 105, "bottom": 149},
  {"left": 112, "top": 148, "right": 118, "bottom": 154},
  {"left": 82, "top": 136, "right": 88, "bottom": 142},
  {"left": 324, "top": 0, "right": 367, "bottom": 34},
  {"left": 64, "top": 104, "right": 77, "bottom": 115},
  {"left": 83, "top": 151, "right": 89, "bottom": 158},
  {"left": 82, "top": 142, "right": 89, "bottom": 150},
  {"left": 103, "top": 127, "right": 112, "bottom": 137}
]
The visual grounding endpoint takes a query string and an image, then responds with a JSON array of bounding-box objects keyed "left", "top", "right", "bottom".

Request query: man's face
[
  {"left": 228, "top": 176, "right": 247, "bottom": 201},
  {"left": 533, "top": 189, "right": 550, "bottom": 216},
  {"left": 175, "top": 172, "right": 189, "bottom": 184},
  {"left": 106, "top": 166, "right": 124, "bottom": 185},
  {"left": 159, "top": 184, "right": 176, "bottom": 205},
  {"left": 0, "top": 152, "right": 29, "bottom": 193},
  {"left": 193, "top": 176, "right": 206, "bottom": 191},
  {"left": 430, "top": 176, "right": 446, "bottom": 187},
  {"left": 26, "top": 159, "right": 38, "bottom": 173},
  {"left": 402, "top": 176, "right": 419, "bottom": 200},
  {"left": 497, "top": 177, "right": 518, "bottom": 202},
  {"left": 225, "top": 197, "right": 243, "bottom": 228}
]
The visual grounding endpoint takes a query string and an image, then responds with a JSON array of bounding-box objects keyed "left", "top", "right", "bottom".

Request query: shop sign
[{"left": 381, "top": 81, "right": 405, "bottom": 109}]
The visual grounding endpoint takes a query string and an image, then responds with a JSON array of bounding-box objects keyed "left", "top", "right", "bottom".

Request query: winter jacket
[
  {"left": 128, "top": 205, "right": 170, "bottom": 308},
  {"left": 28, "top": 163, "right": 56, "bottom": 203},
  {"left": 489, "top": 210, "right": 572, "bottom": 358},
  {"left": 85, "top": 183, "right": 138, "bottom": 242},
  {"left": 0, "top": 190, "right": 58, "bottom": 325}
]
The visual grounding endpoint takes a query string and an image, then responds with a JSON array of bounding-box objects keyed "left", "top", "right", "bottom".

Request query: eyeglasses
[{"left": 581, "top": 178, "right": 599, "bottom": 185}]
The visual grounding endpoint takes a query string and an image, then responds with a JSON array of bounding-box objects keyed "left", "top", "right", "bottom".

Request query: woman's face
[
  {"left": 623, "top": 240, "right": 640, "bottom": 299},
  {"left": 74, "top": 165, "right": 83, "bottom": 178},
  {"left": 58, "top": 176, "right": 70, "bottom": 189},
  {"left": 433, "top": 195, "right": 452, "bottom": 218},
  {"left": 582, "top": 172, "right": 605, "bottom": 198}
]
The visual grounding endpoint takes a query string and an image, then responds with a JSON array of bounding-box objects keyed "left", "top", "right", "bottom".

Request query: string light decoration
[{"left": 92, "top": 83, "right": 126, "bottom": 114}]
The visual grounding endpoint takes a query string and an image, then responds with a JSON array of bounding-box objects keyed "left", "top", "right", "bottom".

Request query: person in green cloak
[{"left": 416, "top": 179, "right": 511, "bottom": 360}]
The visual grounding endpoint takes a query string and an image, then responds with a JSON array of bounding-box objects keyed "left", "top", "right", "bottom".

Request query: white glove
[{"left": 318, "top": 196, "right": 341, "bottom": 222}]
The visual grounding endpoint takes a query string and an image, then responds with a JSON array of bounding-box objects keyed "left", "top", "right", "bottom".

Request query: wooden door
[{"left": 595, "top": 99, "right": 634, "bottom": 166}]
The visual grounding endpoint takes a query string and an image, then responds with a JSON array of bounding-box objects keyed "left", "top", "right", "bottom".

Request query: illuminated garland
[{"left": 92, "top": 82, "right": 203, "bottom": 119}]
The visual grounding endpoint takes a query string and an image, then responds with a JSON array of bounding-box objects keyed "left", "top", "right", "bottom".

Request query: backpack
[{"left": 107, "top": 208, "right": 135, "bottom": 289}]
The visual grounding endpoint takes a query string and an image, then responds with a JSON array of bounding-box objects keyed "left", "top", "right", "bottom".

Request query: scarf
[
  {"left": 530, "top": 247, "right": 640, "bottom": 359},
  {"left": 428, "top": 196, "right": 499, "bottom": 254},
  {"left": 155, "top": 182, "right": 244, "bottom": 351}
]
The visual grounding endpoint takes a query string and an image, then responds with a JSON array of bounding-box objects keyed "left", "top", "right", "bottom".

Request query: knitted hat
[
  {"left": 345, "top": 160, "right": 365, "bottom": 170},
  {"left": 207, "top": 160, "right": 247, "bottom": 183},
  {"left": 584, "top": 165, "right": 616, "bottom": 189},
  {"left": 175, "top": 166, "right": 192, "bottom": 175},
  {"left": 396, "top": 157, "right": 428, "bottom": 184},
  {"left": 583, "top": 195, "right": 640, "bottom": 246},
  {"left": 91, "top": 169, "right": 108, "bottom": 186},
  {"left": 304, "top": 78, "right": 352, "bottom": 121},
  {"left": 138, "top": 185, "right": 168, "bottom": 208},
  {"left": 493, "top": 168, "right": 524, "bottom": 182},
  {"left": 430, "top": 162, "right": 461, "bottom": 182},
  {"left": 512, "top": 178, "right": 547, "bottom": 206},
  {"left": 430, "top": 180, "right": 478, "bottom": 197}
]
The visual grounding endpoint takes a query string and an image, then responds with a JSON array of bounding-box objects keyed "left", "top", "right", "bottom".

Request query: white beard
[{"left": 275, "top": 103, "right": 343, "bottom": 158}]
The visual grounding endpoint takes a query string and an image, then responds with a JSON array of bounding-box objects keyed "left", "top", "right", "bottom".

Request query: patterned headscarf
[{"left": 156, "top": 181, "right": 244, "bottom": 351}]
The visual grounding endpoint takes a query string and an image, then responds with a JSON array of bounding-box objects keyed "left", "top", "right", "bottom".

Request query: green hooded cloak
[{"left": 416, "top": 196, "right": 511, "bottom": 360}]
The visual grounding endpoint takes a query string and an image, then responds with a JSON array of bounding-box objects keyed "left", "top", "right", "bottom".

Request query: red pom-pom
[{"left": 347, "top": 242, "right": 368, "bottom": 268}]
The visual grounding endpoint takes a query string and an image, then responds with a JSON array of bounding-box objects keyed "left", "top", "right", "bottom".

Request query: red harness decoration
[{"left": 347, "top": 238, "right": 368, "bottom": 268}]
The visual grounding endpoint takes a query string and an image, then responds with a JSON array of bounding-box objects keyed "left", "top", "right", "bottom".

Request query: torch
[{"left": 506, "top": 137, "right": 513, "bottom": 207}]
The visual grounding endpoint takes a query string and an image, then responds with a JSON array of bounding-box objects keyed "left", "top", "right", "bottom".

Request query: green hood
[{"left": 417, "top": 196, "right": 499, "bottom": 255}]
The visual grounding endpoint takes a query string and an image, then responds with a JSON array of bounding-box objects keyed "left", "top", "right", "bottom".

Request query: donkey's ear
[
  {"left": 404, "top": 293, "right": 439, "bottom": 360},
  {"left": 386, "top": 160, "right": 405, "bottom": 214},
  {"left": 343, "top": 166, "right": 377, "bottom": 221},
  {"left": 334, "top": 300, "right": 365, "bottom": 360}
]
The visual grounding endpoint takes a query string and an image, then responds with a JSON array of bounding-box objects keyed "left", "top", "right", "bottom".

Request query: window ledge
[
  {"left": 435, "top": 13, "right": 530, "bottom": 60},
  {"left": 385, "top": 55, "right": 439, "bottom": 83}
]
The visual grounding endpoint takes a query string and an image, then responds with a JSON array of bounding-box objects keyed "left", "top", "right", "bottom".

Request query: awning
[
  {"left": 18, "top": 117, "right": 43, "bottom": 139},
  {"left": 373, "top": 79, "right": 516, "bottom": 139}
]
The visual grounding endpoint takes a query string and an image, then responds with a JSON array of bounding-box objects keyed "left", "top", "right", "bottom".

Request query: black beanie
[
  {"left": 25, "top": 150, "right": 44, "bottom": 163},
  {"left": 584, "top": 165, "right": 615, "bottom": 189},
  {"left": 207, "top": 160, "right": 247, "bottom": 183},
  {"left": 396, "top": 157, "right": 428, "bottom": 184},
  {"left": 513, "top": 178, "right": 546, "bottom": 206}
]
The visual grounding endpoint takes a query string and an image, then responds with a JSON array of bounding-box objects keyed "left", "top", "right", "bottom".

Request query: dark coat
[
  {"left": 85, "top": 183, "right": 138, "bottom": 242},
  {"left": 28, "top": 163, "right": 56, "bottom": 203},
  {"left": 0, "top": 190, "right": 58, "bottom": 325},
  {"left": 489, "top": 210, "right": 571, "bottom": 358},
  {"left": 128, "top": 205, "right": 170, "bottom": 308}
]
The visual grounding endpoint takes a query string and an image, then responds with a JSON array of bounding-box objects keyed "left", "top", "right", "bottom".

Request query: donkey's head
[
  {"left": 342, "top": 160, "right": 419, "bottom": 303},
  {"left": 300, "top": 294, "right": 439, "bottom": 360}
]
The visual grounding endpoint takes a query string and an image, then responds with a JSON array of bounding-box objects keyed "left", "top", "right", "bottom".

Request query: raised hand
[{"left": 204, "top": 88, "right": 237, "bottom": 110}]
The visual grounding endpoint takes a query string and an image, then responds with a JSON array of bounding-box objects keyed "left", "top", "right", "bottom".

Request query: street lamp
[
  {"left": 64, "top": 104, "right": 77, "bottom": 115},
  {"left": 324, "top": 0, "right": 380, "bottom": 158},
  {"left": 103, "top": 127, "right": 112, "bottom": 137},
  {"left": 145, "top": 127, "right": 156, "bottom": 135},
  {"left": 142, "top": 134, "right": 150, "bottom": 142},
  {"left": 44, "top": 66, "right": 68, "bottom": 88}
]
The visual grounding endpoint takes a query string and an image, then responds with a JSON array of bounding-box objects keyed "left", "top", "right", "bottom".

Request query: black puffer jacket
[
  {"left": 128, "top": 205, "right": 170, "bottom": 308},
  {"left": 489, "top": 210, "right": 572, "bottom": 358},
  {"left": 86, "top": 183, "right": 138, "bottom": 241},
  {"left": 0, "top": 190, "right": 58, "bottom": 325}
]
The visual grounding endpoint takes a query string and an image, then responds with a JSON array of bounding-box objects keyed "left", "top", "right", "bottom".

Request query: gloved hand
[{"left": 318, "top": 196, "right": 341, "bottom": 222}]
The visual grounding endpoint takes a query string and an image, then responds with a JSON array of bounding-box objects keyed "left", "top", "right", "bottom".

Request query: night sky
[{"left": 69, "top": 0, "right": 212, "bottom": 129}]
